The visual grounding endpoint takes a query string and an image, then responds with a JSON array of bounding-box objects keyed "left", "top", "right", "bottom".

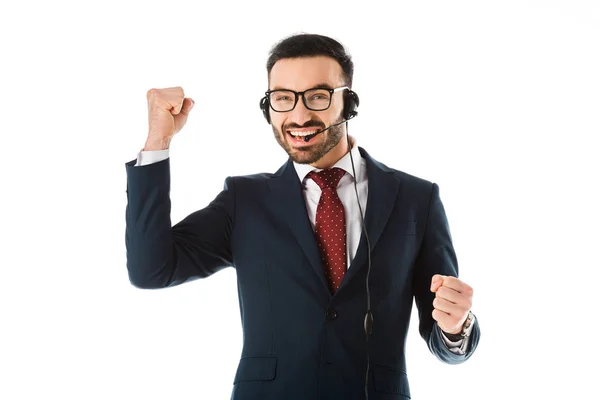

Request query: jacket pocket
[
  {"left": 372, "top": 364, "right": 410, "bottom": 398},
  {"left": 233, "top": 355, "right": 277, "bottom": 384}
]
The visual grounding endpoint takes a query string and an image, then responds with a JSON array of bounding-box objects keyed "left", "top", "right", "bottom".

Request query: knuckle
[
  {"left": 462, "top": 285, "right": 473, "bottom": 297},
  {"left": 147, "top": 88, "right": 158, "bottom": 99}
]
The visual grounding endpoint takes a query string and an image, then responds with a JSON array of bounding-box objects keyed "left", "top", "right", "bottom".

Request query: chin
[{"left": 289, "top": 149, "right": 320, "bottom": 165}]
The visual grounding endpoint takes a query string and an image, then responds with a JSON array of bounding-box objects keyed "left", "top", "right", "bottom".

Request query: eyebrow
[{"left": 271, "top": 82, "right": 335, "bottom": 91}]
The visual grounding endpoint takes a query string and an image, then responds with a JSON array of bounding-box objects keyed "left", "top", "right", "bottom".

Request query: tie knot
[{"left": 308, "top": 167, "right": 345, "bottom": 190}]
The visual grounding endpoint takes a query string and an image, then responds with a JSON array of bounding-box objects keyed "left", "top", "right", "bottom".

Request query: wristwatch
[{"left": 461, "top": 311, "right": 475, "bottom": 338}]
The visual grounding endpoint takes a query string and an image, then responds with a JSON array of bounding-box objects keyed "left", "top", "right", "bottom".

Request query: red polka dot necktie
[{"left": 307, "top": 167, "right": 347, "bottom": 294}]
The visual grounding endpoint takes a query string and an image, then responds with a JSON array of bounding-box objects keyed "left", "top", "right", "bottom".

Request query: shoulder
[
  {"left": 363, "top": 148, "right": 436, "bottom": 194},
  {"left": 223, "top": 171, "right": 279, "bottom": 192},
  {"left": 231, "top": 172, "right": 277, "bottom": 181},
  {"left": 226, "top": 157, "right": 291, "bottom": 188},
  {"left": 390, "top": 166, "right": 433, "bottom": 189}
]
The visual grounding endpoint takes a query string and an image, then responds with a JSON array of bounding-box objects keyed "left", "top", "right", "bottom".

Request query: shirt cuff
[{"left": 135, "top": 148, "right": 170, "bottom": 166}]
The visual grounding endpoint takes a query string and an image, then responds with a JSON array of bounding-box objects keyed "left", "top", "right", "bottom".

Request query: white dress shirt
[{"left": 133, "top": 137, "right": 470, "bottom": 354}]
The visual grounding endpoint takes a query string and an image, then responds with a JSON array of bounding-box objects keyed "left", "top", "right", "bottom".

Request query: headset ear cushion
[
  {"left": 344, "top": 90, "right": 359, "bottom": 119},
  {"left": 351, "top": 91, "right": 360, "bottom": 109},
  {"left": 260, "top": 97, "right": 271, "bottom": 124}
]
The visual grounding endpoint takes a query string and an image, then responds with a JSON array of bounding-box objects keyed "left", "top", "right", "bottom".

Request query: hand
[
  {"left": 145, "top": 86, "right": 195, "bottom": 150},
  {"left": 430, "top": 275, "right": 473, "bottom": 335}
]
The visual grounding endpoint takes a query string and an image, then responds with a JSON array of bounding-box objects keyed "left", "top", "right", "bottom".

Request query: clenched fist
[
  {"left": 430, "top": 275, "right": 473, "bottom": 335},
  {"left": 144, "top": 86, "right": 195, "bottom": 151}
]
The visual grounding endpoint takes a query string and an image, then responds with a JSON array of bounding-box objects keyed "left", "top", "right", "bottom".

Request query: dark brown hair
[{"left": 266, "top": 33, "right": 354, "bottom": 88}]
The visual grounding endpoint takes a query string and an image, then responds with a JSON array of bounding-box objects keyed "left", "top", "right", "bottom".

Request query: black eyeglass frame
[{"left": 265, "top": 86, "right": 349, "bottom": 112}]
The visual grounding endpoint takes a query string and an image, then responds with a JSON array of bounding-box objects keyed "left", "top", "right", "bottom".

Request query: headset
[{"left": 260, "top": 88, "right": 374, "bottom": 399}]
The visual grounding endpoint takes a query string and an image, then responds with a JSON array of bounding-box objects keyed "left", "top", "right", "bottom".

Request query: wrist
[
  {"left": 442, "top": 330, "right": 463, "bottom": 341},
  {"left": 443, "top": 328, "right": 462, "bottom": 335},
  {"left": 442, "top": 311, "right": 475, "bottom": 340},
  {"left": 144, "top": 136, "right": 171, "bottom": 151}
]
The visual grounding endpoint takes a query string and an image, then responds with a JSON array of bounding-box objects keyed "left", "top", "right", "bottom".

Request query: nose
[{"left": 287, "top": 98, "right": 313, "bottom": 126}]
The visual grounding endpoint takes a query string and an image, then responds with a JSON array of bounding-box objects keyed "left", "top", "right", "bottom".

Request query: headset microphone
[{"left": 302, "top": 116, "right": 354, "bottom": 142}]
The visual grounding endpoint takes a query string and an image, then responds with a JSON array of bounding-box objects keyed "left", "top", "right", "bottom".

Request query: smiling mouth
[{"left": 286, "top": 128, "right": 322, "bottom": 144}]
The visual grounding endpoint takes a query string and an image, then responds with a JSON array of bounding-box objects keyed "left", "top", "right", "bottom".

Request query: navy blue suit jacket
[{"left": 124, "top": 146, "right": 480, "bottom": 399}]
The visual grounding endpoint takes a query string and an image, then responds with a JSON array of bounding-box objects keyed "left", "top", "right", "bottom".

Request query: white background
[{"left": 1, "top": 0, "right": 598, "bottom": 399}]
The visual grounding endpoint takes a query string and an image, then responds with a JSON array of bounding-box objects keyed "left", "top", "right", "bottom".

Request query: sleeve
[
  {"left": 125, "top": 157, "right": 235, "bottom": 288},
  {"left": 135, "top": 148, "right": 170, "bottom": 166},
  {"left": 412, "top": 183, "right": 481, "bottom": 364}
]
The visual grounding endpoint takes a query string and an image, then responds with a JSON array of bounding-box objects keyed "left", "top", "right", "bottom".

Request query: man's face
[{"left": 268, "top": 56, "right": 346, "bottom": 165}]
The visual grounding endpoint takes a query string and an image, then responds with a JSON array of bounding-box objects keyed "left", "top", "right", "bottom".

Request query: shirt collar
[{"left": 293, "top": 135, "right": 362, "bottom": 183}]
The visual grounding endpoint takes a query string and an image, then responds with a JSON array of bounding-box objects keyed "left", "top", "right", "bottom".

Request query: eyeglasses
[{"left": 266, "top": 86, "right": 349, "bottom": 112}]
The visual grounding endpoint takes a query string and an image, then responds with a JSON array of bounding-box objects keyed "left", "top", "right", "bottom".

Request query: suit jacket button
[{"left": 326, "top": 308, "right": 338, "bottom": 320}]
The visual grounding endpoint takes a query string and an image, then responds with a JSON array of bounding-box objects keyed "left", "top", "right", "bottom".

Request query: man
[{"left": 125, "top": 33, "right": 480, "bottom": 400}]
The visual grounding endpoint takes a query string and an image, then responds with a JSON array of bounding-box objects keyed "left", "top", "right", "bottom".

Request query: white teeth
[{"left": 289, "top": 130, "right": 317, "bottom": 137}]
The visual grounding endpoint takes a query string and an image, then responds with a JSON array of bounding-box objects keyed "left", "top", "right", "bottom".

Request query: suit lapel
[
  {"left": 267, "top": 159, "right": 331, "bottom": 294},
  {"left": 266, "top": 146, "right": 401, "bottom": 296}
]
